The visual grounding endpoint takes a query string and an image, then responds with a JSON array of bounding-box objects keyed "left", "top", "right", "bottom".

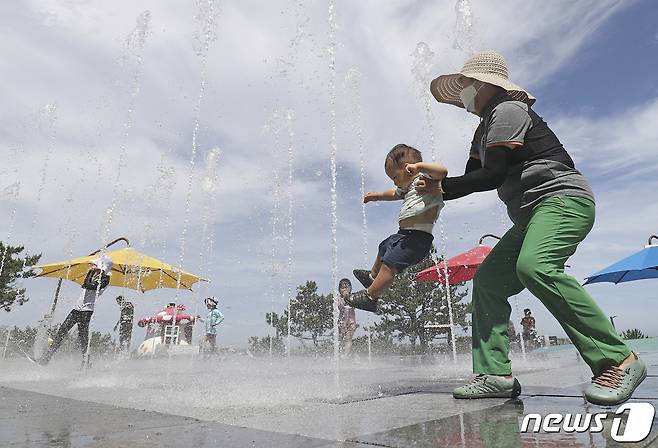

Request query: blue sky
[
  {"left": 1, "top": 0, "right": 658, "bottom": 349},
  {"left": 540, "top": 0, "right": 658, "bottom": 115}
]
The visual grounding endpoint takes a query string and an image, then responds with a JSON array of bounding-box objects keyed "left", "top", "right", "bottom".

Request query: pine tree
[
  {"left": 373, "top": 253, "right": 469, "bottom": 353},
  {"left": 265, "top": 281, "right": 334, "bottom": 349},
  {"left": 0, "top": 242, "right": 41, "bottom": 312},
  {"left": 622, "top": 328, "right": 647, "bottom": 340}
]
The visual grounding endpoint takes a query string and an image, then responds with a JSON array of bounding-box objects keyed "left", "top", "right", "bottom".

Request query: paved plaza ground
[{"left": 1, "top": 346, "right": 658, "bottom": 447}]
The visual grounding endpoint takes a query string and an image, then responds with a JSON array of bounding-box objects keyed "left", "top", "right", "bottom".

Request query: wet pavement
[{"left": 2, "top": 350, "right": 658, "bottom": 447}]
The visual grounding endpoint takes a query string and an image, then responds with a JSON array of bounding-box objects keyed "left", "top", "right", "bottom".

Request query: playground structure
[{"left": 137, "top": 303, "right": 199, "bottom": 356}]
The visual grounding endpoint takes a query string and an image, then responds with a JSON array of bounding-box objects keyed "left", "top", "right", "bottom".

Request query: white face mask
[{"left": 459, "top": 83, "right": 482, "bottom": 113}]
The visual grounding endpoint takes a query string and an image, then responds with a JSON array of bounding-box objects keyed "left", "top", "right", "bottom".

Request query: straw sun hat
[{"left": 430, "top": 51, "right": 535, "bottom": 109}]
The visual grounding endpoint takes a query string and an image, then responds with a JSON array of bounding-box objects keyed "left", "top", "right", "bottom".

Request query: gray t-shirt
[{"left": 471, "top": 99, "right": 594, "bottom": 225}]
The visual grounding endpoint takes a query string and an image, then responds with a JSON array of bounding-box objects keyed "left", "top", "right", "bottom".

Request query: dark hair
[
  {"left": 339, "top": 278, "right": 352, "bottom": 289},
  {"left": 524, "top": 308, "right": 531, "bottom": 314},
  {"left": 385, "top": 144, "right": 422, "bottom": 169}
]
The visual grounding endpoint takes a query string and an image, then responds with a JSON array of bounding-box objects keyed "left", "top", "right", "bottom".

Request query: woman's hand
[
  {"left": 415, "top": 177, "right": 442, "bottom": 194},
  {"left": 363, "top": 192, "right": 379, "bottom": 203}
]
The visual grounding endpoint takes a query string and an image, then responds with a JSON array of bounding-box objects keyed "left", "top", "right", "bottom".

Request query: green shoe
[
  {"left": 585, "top": 352, "right": 647, "bottom": 406},
  {"left": 453, "top": 375, "right": 522, "bottom": 399},
  {"left": 345, "top": 290, "right": 378, "bottom": 313}
]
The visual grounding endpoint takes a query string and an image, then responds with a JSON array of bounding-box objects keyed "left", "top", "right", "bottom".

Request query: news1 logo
[{"left": 520, "top": 403, "right": 655, "bottom": 442}]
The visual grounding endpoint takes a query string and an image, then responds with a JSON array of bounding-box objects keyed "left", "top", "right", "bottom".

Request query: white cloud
[{"left": 553, "top": 97, "right": 658, "bottom": 179}]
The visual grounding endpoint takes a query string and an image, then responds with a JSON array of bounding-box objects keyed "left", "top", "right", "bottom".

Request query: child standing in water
[
  {"left": 347, "top": 144, "right": 447, "bottom": 313},
  {"left": 197, "top": 296, "right": 224, "bottom": 359},
  {"left": 337, "top": 278, "right": 357, "bottom": 357}
]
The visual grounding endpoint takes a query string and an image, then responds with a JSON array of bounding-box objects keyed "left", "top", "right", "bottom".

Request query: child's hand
[
  {"left": 363, "top": 192, "right": 378, "bottom": 203},
  {"left": 405, "top": 163, "right": 421, "bottom": 176}
]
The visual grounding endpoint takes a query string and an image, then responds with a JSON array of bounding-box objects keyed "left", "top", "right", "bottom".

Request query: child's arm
[
  {"left": 364, "top": 188, "right": 401, "bottom": 203},
  {"left": 405, "top": 162, "right": 448, "bottom": 180}
]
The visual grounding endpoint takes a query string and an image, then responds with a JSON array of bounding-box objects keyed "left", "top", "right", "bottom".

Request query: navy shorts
[{"left": 378, "top": 229, "right": 434, "bottom": 273}]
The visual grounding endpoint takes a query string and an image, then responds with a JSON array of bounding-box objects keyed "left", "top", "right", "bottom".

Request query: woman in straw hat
[{"left": 423, "top": 51, "right": 645, "bottom": 405}]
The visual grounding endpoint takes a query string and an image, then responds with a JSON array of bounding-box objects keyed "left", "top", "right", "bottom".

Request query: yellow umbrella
[{"left": 35, "top": 247, "right": 206, "bottom": 292}]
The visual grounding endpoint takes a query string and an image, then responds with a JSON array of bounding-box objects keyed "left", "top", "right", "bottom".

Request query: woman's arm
[
  {"left": 415, "top": 157, "right": 480, "bottom": 197},
  {"left": 441, "top": 146, "right": 511, "bottom": 200},
  {"left": 464, "top": 157, "right": 482, "bottom": 174}
]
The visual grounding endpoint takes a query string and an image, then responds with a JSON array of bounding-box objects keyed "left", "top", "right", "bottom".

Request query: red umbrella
[{"left": 415, "top": 234, "right": 500, "bottom": 284}]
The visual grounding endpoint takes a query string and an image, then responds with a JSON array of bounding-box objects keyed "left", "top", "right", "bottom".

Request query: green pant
[{"left": 472, "top": 196, "right": 630, "bottom": 376}]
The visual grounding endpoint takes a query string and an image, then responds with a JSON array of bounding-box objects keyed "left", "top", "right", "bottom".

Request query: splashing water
[
  {"left": 0, "top": 132, "right": 31, "bottom": 294},
  {"left": 147, "top": 157, "right": 178, "bottom": 299},
  {"left": 193, "top": 0, "right": 221, "bottom": 58},
  {"left": 327, "top": 0, "right": 339, "bottom": 361},
  {"left": 201, "top": 148, "right": 221, "bottom": 194},
  {"left": 192, "top": 147, "right": 222, "bottom": 358},
  {"left": 344, "top": 68, "right": 368, "bottom": 265},
  {"left": 24, "top": 104, "right": 59, "bottom": 359},
  {"left": 410, "top": 41, "right": 457, "bottom": 366},
  {"left": 436, "top": 219, "right": 457, "bottom": 367},
  {"left": 101, "top": 11, "right": 151, "bottom": 245},
  {"left": 77, "top": 10, "right": 153, "bottom": 367},
  {"left": 453, "top": 0, "right": 475, "bottom": 55},
  {"left": 138, "top": 156, "right": 177, "bottom": 250},
  {"left": 264, "top": 2, "right": 307, "bottom": 357},
  {"left": 174, "top": 0, "right": 219, "bottom": 296},
  {"left": 285, "top": 109, "right": 295, "bottom": 357},
  {"left": 169, "top": 0, "right": 220, "bottom": 372},
  {"left": 410, "top": 42, "right": 435, "bottom": 95},
  {"left": 0, "top": 141, "right": 25, "bottom": 285},
  {"left": 263, "top": 109, "right": 283, "bottom": 358},
  {"left": 0, "top": 180, "right": 20, "bottom": 285},
  {"left": 269, "top": 172, "right": 281, "bottom": 358},
  {"left": 411, "top": 42, "right": 438, "bottom": 162},
  {"left": 344, "top": 67, "right": 372, "bottom": 361}
]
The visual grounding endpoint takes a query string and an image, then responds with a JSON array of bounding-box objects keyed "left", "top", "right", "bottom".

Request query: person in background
[
  {"left": 197, "top": 296, "right": 224, "bottom": 359},
  {"left": 520, "top": 308, "right": 540, "bottom": 349},
  {"left": 113, "top": 295, "right": 134, "bottom": 354},
  {"left": 38, "top": 255, "right": 113, "bottom": 366},
  {"left": 338, "top": 278, "right": 357, "bottom": 357},
  {"left": 520, "top": 308, "right": 536, "bottom": 340}
]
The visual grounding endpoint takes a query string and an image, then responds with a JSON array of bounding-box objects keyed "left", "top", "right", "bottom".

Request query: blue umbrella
[{"left": 584, "top": 235, "right": 658, "bottom": 285}]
